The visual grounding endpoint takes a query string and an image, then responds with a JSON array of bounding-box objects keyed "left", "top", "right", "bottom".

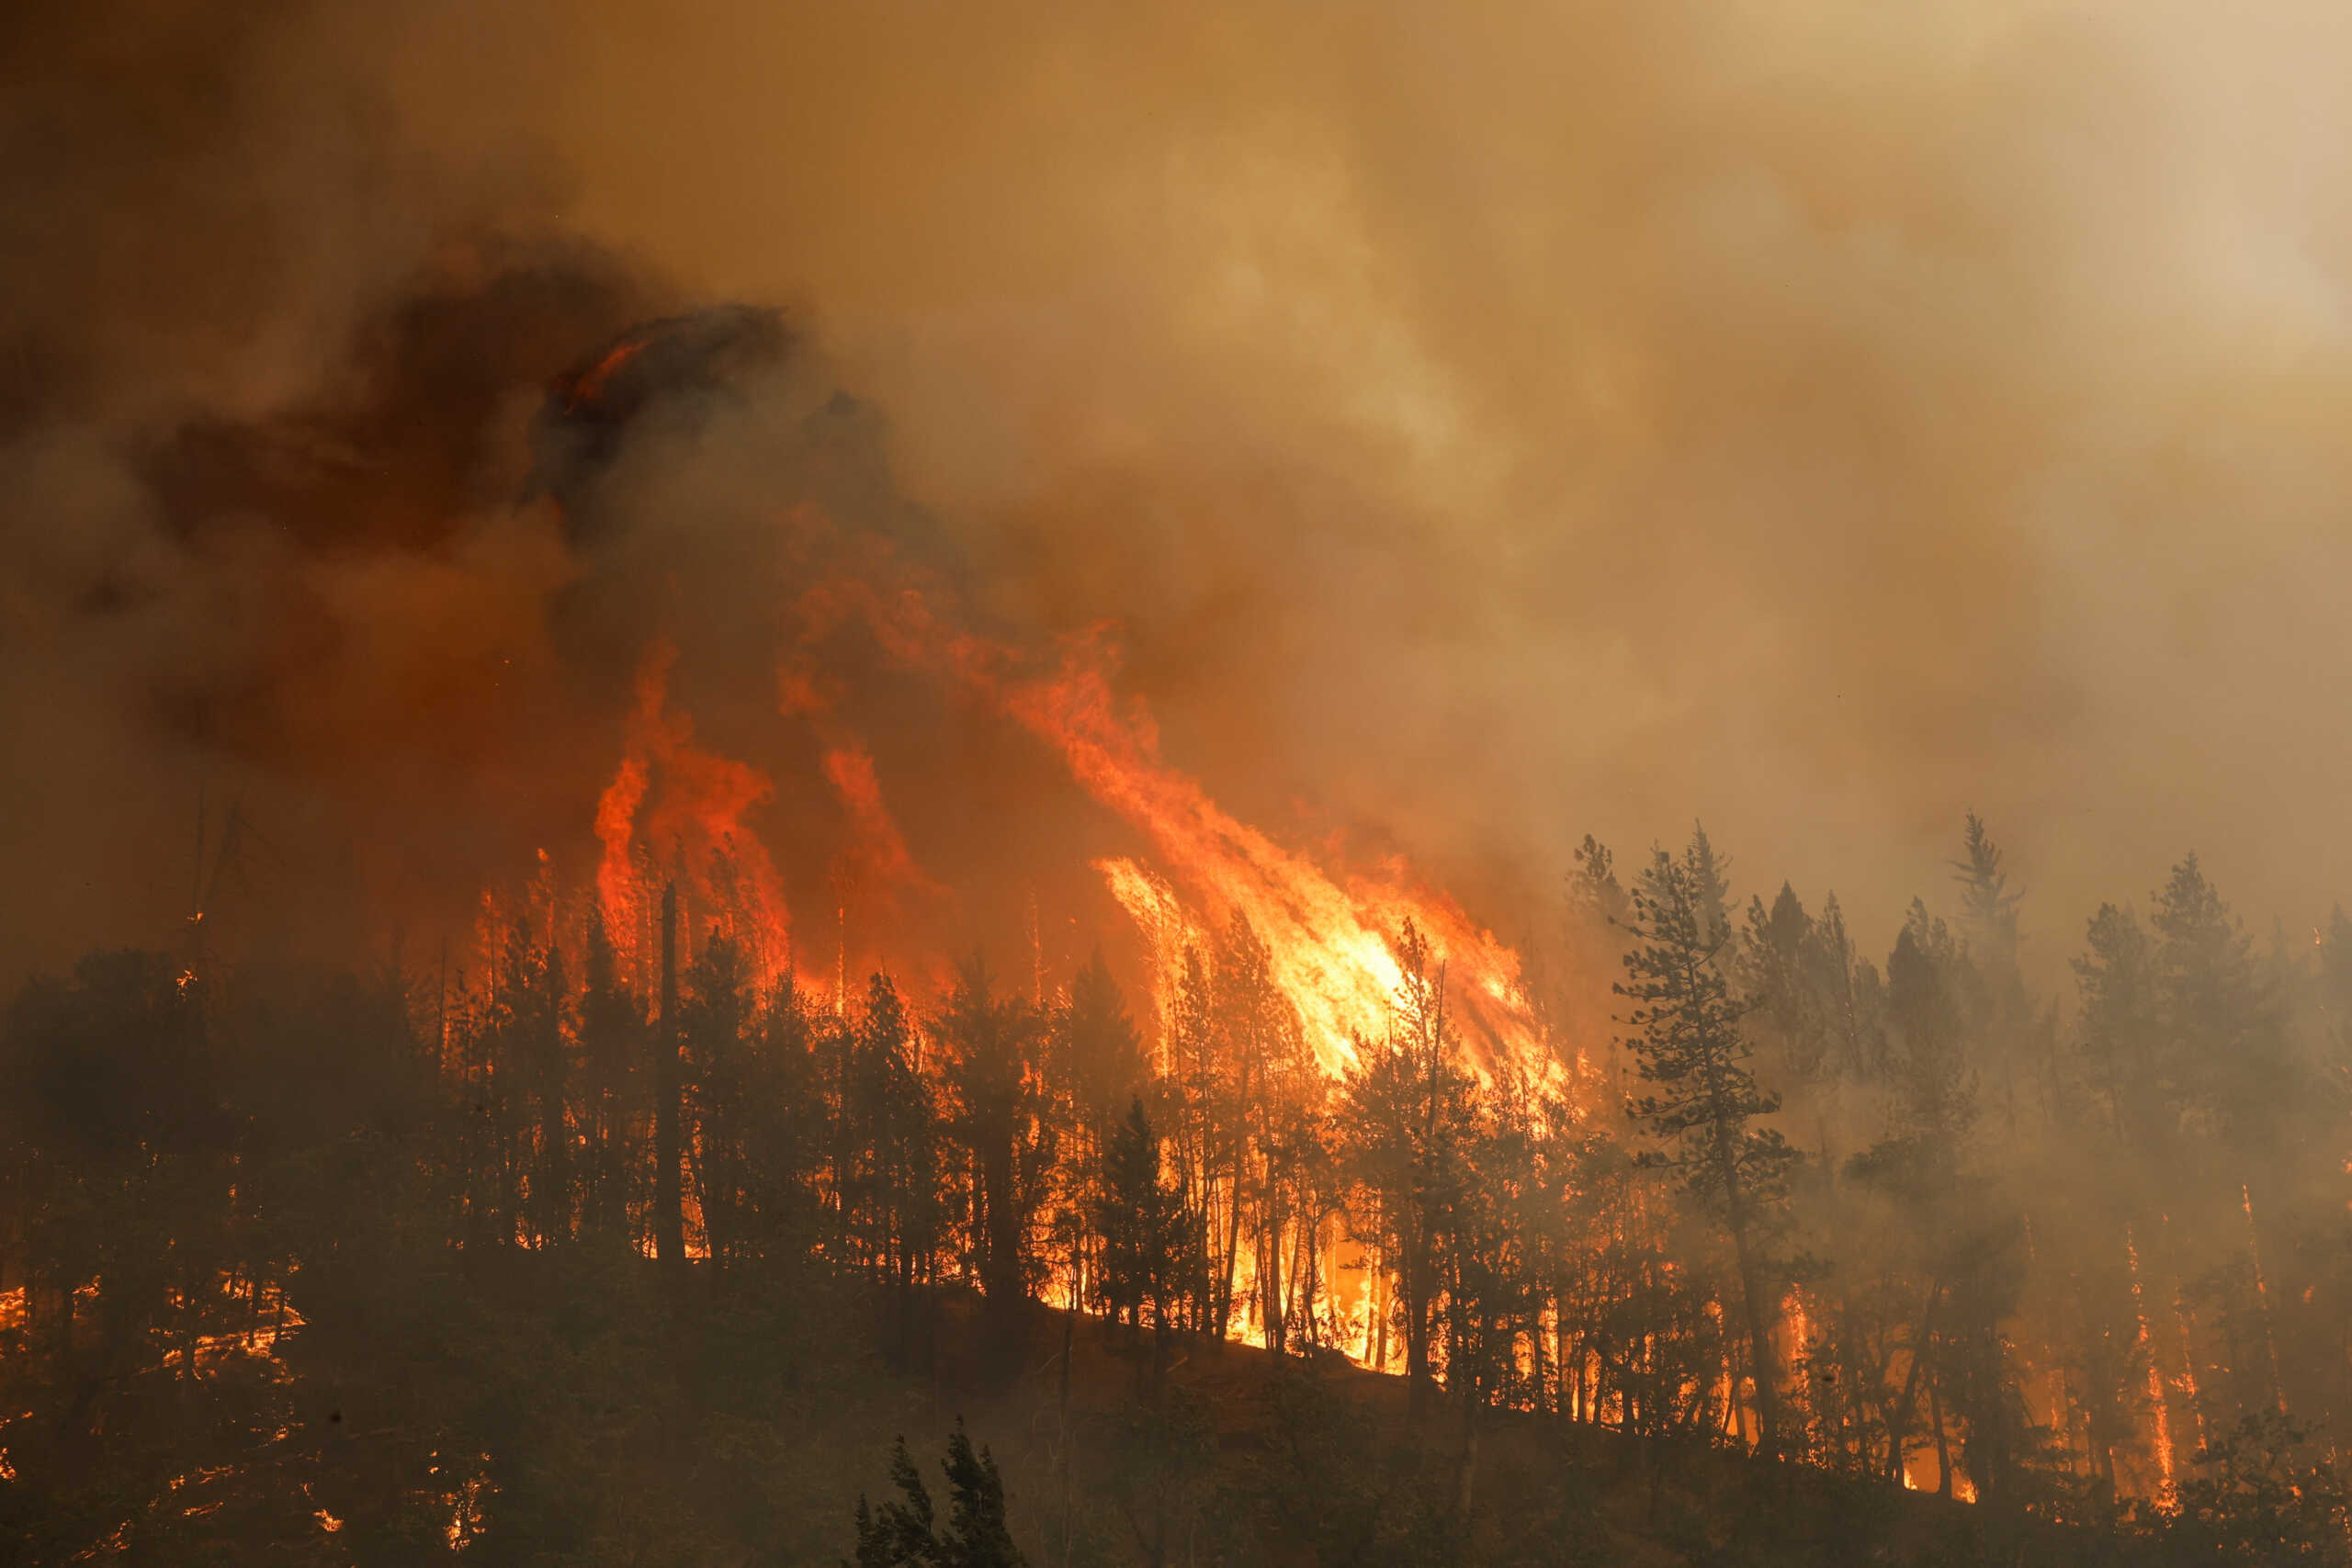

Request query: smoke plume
[{"left": 7, "top": 0, "right": 2352, "bottom": 987}]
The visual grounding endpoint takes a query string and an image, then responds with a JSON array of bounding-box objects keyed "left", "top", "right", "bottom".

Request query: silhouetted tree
[
  {"left": 940, "top": 958, "right": 1053, "bottom": 1343},
  {"left": 847, "top": 1422, "right": 1026, "bottom": 1568},
  {"left": 1338, "top": 920, "right": 1476, "bottom": 1421},
  {"left": 1617, "top": 835, "right": 1798, "bottom": 1459},
  {"left": 1092, "top": 1098, "right": 1191, "bottom": 1390}
]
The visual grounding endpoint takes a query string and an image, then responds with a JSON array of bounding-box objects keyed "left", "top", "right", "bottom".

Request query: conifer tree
[
  {"left": 847, "top": 1422, "right": 1027, "bottom": 1568},
  {"left": 940, "top": 959, "right": 1052, "bottom": 1345},
  {"left": 1093, "top": 1097, "right": 1192, "bottom": 1391},
  {"left": 1053, "top": 950, "right": 1146, "bottom": 1149},
  {"left": 682, "top": 932, "right": 752, "bottom": 1274},
  {"left": 1337, "top": 920, "right": 1476, "bottom": 1419},
  {"left": 652, "top": 882, "right": 686, "bottom": 1278},
  {"left": 843, "top": 972, "right": 941, "bottom": 1353},
  {"left": 578, "top": 910, "right": 642, "bottom": 1246},
  {"left": 2153, "top": 854, "right": 2288, "bottom": 1152},
  {"left": 1617, "top": 834, "right": 1797, "bottom": 1458},
  {"left": 2075, "top": 901, "right": 2162, "bottom": 1152}
]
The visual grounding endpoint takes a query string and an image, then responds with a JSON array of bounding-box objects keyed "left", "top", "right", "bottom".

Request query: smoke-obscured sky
[{"left": 6, "top": 0, "right": 2351, "bottom": 983}]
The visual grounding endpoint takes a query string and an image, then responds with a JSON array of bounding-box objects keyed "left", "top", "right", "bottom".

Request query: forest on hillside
[
  {"left": 3, "top": 815, "right": 2346, "bottom": 1565},
  {"left": 16, "top": 1, "right": 2352, "bottom": 1563}
]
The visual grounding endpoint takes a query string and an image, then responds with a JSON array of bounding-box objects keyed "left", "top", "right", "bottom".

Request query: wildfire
[
  {"left": 1002, "top": 642, "right": 1544, "bottom": 1077},
  {"left": 2126, "top": 1226, "right": 2177, "bottom": 1500},
  {"left": 568, "top": 516, "right": 1555, "bottom": 1092},
  {"left": 594, "top": 641, "right": 794, "bottom": 992},
  {"left": 793, "top": 566, "right": 1553, "bottom": 1077}
]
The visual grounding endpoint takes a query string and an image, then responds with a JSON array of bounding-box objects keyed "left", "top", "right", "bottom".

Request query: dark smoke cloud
[
  {"left": 395, "top": 0, "right": 2352, "bottom": 963},
  {"left": 7, "top": 0, "right": 2352, "bottom": 986},
  {"left": 0, "top": 2, "right": 687, "bottom": 969}
]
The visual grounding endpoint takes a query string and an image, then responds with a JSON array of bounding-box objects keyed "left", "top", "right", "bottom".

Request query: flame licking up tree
[
  {"left": 580, "top": 534, "right": 1553, "bottom": 1085},
  {"left": 785, "top": 568, "right": 1551, "bottom": 1080},
  {"left": 538, "top": 310, "right": 1551, "bottom": 1076},
  {"left": 1000, "top": 639, "right": 1547, "bottom": 1079}
]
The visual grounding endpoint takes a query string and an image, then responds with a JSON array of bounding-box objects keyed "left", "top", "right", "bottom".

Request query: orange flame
[
  {"left": 594, "top": 642, "right": 793, "bottom": 990},
  {"left": 821, "top": 743, "right": 933, "bottom": 907},
  {"left": 561, "top": 338, "right": 645, "bottom": 410},
  {"left": 793, "top": 571, "right": 1555, "bottom": 1078},
  {"left": 1002, "top": 637, "right": 1547, "bottom": 1078},
  {"left": 2126, "top": 1226, "right": 2177, "bottom": 1500}
]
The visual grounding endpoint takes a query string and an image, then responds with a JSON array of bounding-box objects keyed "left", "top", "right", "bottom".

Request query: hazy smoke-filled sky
[{"left": 6, "top": 0, "right": 2351, "bottom": 983}]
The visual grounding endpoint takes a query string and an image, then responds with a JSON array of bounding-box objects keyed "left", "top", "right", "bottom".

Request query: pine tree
[
  {"left": 846, "top": 1423, "right": 1026, "bottom": 1568},
  {"left": 1053, "top": 949, "right": 1146, "bottom": 1149},
  {"left": 2075, "top": 901, "right": 2162, "bottom": 1152},
  {"left": 940, "top": 958, "right": 1051, "bottom": 1315},
  {"left": 1951, "top": 813, "right": 2021, "bottom": 964},
  {"left": 1336, "top": 920, "right": 1476, "bottom": 1419},
  {"left": 2152, "top": 854, "right": 2288, "bottom": 1152},
  {"left": 850, "top": 1438, "right": 939, "bottom": 1568},
  {"left": 578, "top": 910, "right": 642, "bottom": 1247},
  {"left": 1951, "top": 814, "right": 2031, "bottom": 1139},
  {"left": 1616, "top": 836, "right": 1797, "bottom": 1459},
  {"left": 652, "top": 881, "right": 686, "bottom": 1278},
  {"left": 1885, "top": 903, "right": 1976, "bottom": 1156},
  {"left": 1742, "top": 882, "right": 1829, "bottom": 1083},
  {"left": 1811, "top": 892, "right": 1877, "bottom": 1081},
  {"left": 1569, "top": 834, "right": 1629, "bottom": 928},
  {"left": 940, "top": 1423, "right": 1025, "bottom": 1568},
  {"left": 682, "top": 932, "right": 752, "bottom": 1275},
  {"left": 1092, "top": 1097, "right": 1191, "bottom": 1390},
  {"left": 844, "top": 972, "right": 940, "bottom": 1356}
]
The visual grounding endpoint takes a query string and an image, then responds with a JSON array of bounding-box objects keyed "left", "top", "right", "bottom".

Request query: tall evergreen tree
[
  {"left": 1617, "top": 835, "right": 1798, "bottom": 1458},
  {"left": 682, "top": 932, "right": 753, "bottom": 1275},
  {"left": 941, "top": 959, "right": 1052, "bottom": 1315},
  {"left": 2152, "top": 855, "right": 2288, "bottom": 1153},
  {"left": 578, "top": 911, "right": 643, "bottom": 1247},
  {"left": 1092, "top": 1097, "right": 1193, "bottom": 1395},
  {"left": 2075, "top": 901, "right": 2164, "bottom": 1155}
]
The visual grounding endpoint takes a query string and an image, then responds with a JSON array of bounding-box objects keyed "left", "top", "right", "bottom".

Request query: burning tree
[{"left": 1336, "top": 920, "right": 1479, "bottom": 1421}]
